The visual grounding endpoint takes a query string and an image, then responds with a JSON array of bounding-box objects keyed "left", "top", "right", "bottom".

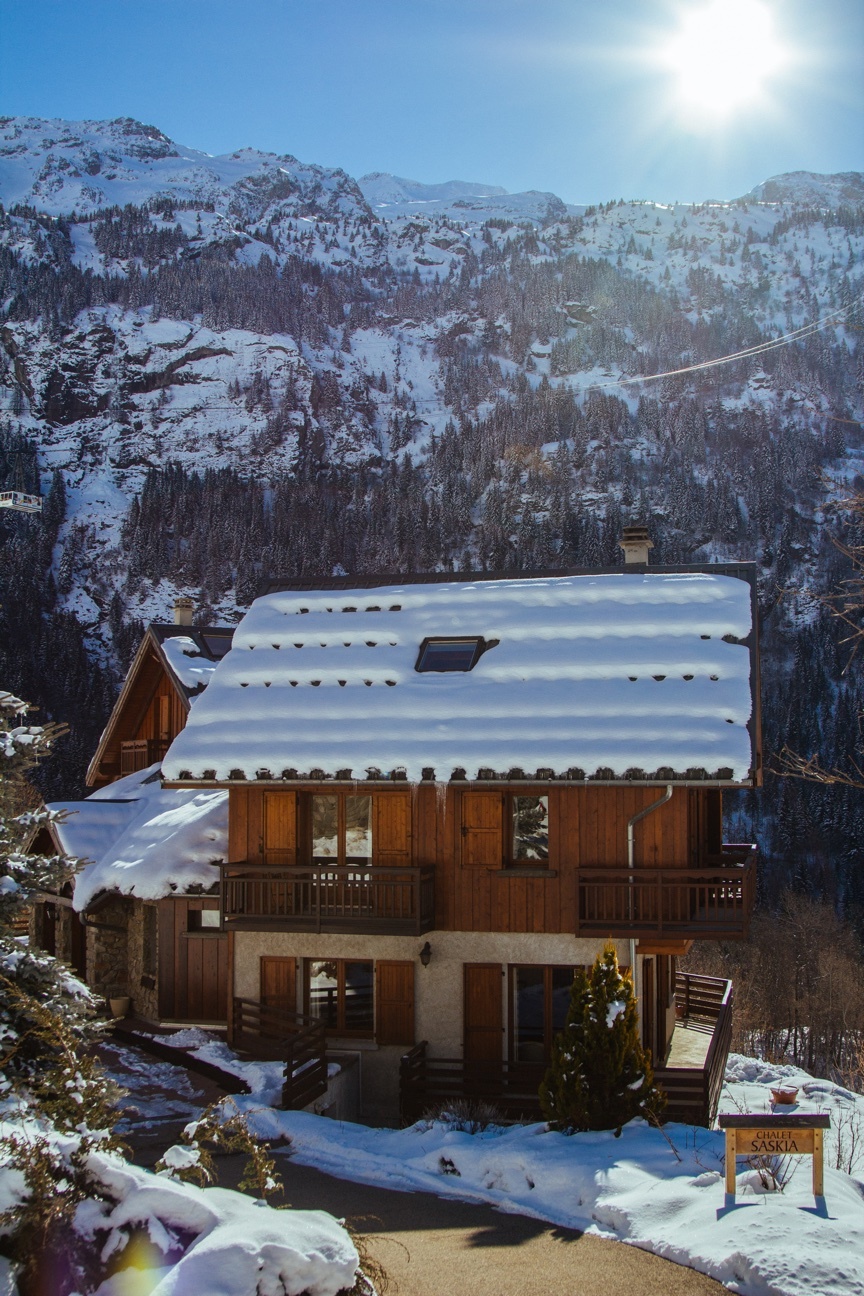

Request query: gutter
[{"left": 627, "top": 785, "right": 673, "bottom": 1005}]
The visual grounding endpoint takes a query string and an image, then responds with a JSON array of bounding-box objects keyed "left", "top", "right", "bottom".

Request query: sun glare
[{"left": 662, "top": 0, "right": 786, "bottom": 119}]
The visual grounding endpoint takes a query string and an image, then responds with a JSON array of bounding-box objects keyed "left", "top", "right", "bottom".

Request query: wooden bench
[{"left": 717, "top": 1113, "right": 831, "bottom": 1197}]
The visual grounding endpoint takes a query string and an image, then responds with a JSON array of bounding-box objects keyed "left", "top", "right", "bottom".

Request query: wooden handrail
[{"left": 220, "top": 862, "right": 435, "bottom": 935}]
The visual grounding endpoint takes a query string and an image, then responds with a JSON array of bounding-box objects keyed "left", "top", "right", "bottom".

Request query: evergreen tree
[{"left": 539, "top": 942, "right": 665, "bottom": 1134}]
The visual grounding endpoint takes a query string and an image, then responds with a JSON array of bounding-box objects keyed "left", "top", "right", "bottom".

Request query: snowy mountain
[
  {"left": 1, "top": 116, "right": 863, "bottom": 911},
  {"left": 358, "top": 170, "right": 575, "bottom": 223},
  {"left": 743, "top": 169, "right": 864, "bottom": 207},
  {"left": 0, "top": 115, "right": 372, "bottom": 223}
]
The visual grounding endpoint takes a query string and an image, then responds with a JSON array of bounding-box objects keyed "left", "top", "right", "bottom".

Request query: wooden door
[
  {"left": 464, "top": 964, "right": 503, "bottom": 1063},
  {"left": 461, "top": 793, "right": 503, "bottom": 868}
]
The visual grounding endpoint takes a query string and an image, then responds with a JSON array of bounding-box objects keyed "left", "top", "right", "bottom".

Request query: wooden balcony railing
[
  {"left": 220, "top": 863, "right": 435, "bottom": 935},
  {"left": 119, "top": 738, "right": 168, "bottom": 774},
  {"left": 230, "top": 997, "right": 328, "bottom": 1109},
  {"left": 575, "top": 846, "right": 756, "bottom": 939},
  {"left": 654, "top": 972, "right": 733, "bottom": 1126},
  {"left": 400, "top": 971, "right": 735, "bottom": 1128}
]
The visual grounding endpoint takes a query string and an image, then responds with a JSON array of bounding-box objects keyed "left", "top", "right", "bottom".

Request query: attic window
[{"left": 416, "top": 636, "right": 485, "bottom": 673}]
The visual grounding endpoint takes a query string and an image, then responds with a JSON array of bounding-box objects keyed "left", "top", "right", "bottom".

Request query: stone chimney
[
  {"left": 173, "top": 596, "right": 194, "bottom": 626},
  {"left": 619, "top": 525, "right": 653, "bottom": 565}
]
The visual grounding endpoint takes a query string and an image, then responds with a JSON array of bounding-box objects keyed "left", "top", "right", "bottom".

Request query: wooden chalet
[
  {"left": 155, "top": 546, "right": 761, "bottom": 1127},
  {"left": 31, "top": 601, "right": 234, "bottom": 1024},
  {"left": 86, "top": 600, "right": 234, "bottom": 788}
]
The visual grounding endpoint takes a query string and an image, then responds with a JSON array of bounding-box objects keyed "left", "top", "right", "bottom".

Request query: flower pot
[
  {"left": 109, "top": 996, "right": 130, "bottom": 1019},
  {"left": 770, "top": 1087, "right": 799, "bottom": 1105}
]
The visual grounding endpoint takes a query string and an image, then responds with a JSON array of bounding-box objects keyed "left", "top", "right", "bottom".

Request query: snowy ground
[{"left": 222, "top": 1052, "right": 861, "bottom": 1296}]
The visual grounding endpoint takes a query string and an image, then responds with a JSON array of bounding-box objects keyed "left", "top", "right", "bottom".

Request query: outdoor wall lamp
[{"left": 419, "top": 941, "right": 432, "bottom": 967}]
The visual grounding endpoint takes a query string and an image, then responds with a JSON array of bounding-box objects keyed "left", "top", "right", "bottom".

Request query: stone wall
[
  {"left": 87, "top": 897, "right": 130, "bottom": 1000},
  {"left": 126, "top": 899, "right": 160, "bottom": 1021}
]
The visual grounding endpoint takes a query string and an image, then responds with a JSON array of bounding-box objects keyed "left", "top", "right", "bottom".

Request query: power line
[{"left": 572, "top": 302, "right": 857, "bottom": 393}]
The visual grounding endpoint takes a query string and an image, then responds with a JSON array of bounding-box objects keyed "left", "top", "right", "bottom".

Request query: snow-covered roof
[
  {"left": 48, "top": 765, "right": 228, "bottom": 911},
  {"left": 162, "top": 569, "right": 758, "bottom": 785}
]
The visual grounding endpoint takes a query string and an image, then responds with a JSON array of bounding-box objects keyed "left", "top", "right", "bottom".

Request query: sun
[{"left": 661, "top": 0, "right": 786, "bottom": 119}]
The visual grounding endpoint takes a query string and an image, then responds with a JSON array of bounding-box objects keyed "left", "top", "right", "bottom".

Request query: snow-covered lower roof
[
  {"left": 162, "top": 569, "right": 758, "bottom": 785},
  {"left": 49, "top": 765, "right": 228, "bottom": 911}
]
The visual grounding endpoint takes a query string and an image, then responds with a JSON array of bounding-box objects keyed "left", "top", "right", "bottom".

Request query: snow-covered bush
[{"left": 540, "top": 941, "right": 665, "bottom": 1134}]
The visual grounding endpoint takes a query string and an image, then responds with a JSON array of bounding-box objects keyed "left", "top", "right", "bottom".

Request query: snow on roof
[
  {"left": 51, "top": 765, "right": 227, "bottom": 911},
  {"left": 159, "top": 633, "right": 222, "bottom": 692},
  {"left": 162, "top": 570, "right": 757, "bottom": 784}
]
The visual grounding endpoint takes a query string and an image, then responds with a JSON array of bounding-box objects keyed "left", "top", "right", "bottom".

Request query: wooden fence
[
  {"left": 230, "top": 997, "right": 328, "bottom": 1110},
  {"left": 400, "top": 972, "right": 734, "bottom": 1129}
]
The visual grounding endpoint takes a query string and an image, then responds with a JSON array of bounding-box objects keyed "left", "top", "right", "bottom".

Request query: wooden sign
[{"left": 718, "top": 1113, "right": 831, "bottom": 1198}]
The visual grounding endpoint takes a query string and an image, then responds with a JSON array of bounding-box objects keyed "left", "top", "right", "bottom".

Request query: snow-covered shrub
[
  {"left": 156, "top": 1098, "right": 284, "bottom": 1199},
  {"left": 420, "top": 1097, "right": 503, "bottom": 1134},
  {"left": 540, "top": 941, "right": 665, "bottom": 1134}
]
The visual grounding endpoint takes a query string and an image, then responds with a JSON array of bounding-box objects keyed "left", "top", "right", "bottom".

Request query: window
[
  {"left": 306, "top": 959, "right": 374, "bottom": 1035},
  {"left": 511, "top": 796, "right": 549, "bottom": 864},
  {"left": 510, "top": 965, "right": 576, "bottom": 1063},
  {"left": 309, "top": 794, "right": 372, "bottom": 864},
  {"left": 460, "top": 792, "right": 551, "bottom": 869},
  {"left": 415, "top": 637, "right": 485, "bottom": 672},
  {"left": 187, "top": 909, "right": 221, "bottom": 931}
]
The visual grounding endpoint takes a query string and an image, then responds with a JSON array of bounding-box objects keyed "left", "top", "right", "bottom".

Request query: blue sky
[{"left": 0, "top": 0, "right": 860, "bottom": 204}]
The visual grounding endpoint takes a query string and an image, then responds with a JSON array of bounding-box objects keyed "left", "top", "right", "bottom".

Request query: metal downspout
[{"left": 627, "top": 785, "right": 673, "bottom": 1004}]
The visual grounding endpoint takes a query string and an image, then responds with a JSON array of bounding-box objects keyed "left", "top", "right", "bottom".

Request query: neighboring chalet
[
  {"left": 30, "top": 602, "right": 234, "bottom": 1021},
  {"left": 152, "top": 539, "right": 761, "bottom": 1126}
]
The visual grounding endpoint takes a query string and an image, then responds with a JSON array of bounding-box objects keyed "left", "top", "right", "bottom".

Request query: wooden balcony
[
  {"left": 220, "top": 862, "right": 435, "bottom": 935},
  {"left": 575, "top": 845, "right": 756, "bottom": 939},
  {"left": 400, "top": 972, "right": 734, "bottom": 1128},
  {"left": 119, "top": 738, "right": 168, "bottom": 774}
]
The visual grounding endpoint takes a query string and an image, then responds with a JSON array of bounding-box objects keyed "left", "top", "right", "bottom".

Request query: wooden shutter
[
  {"left": 264, "top": 791, "right": 296, "bottom": 865},
  {"left": 461, "top": 792, "right": 503, "bottom": 868},
  {"left": 464, "top": 963, "right": 503, "bottom": 1062},
  {"left": 374, "top": 792, "right": 412, "bottom": 867},
  {"left": 376, "top": 960, "right": 415, "bottom": 1045},
  {"left": 260, "top": 956, "right": 296, "bottom": 1008}
]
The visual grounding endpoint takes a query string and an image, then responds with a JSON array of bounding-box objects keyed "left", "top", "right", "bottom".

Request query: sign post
[{"left": 717, "top": 1114, "right": 830, "bottom": 1199}]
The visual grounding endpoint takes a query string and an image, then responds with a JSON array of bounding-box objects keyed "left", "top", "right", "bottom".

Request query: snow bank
[
  {"left": 0, "top": 1109, "right": 359, "bottom": 1296},
  {"left": 81, "top": 1153, "right": 359, "bottom": 1296},
  {"left": 164, "top": 570, "right": 756, "bottom": 784},
  {"left": 232, "top": 1056, "right": 864, "bottom": 1296}
]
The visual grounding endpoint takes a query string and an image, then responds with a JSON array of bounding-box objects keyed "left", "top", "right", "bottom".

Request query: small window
[
  {"left": 187, "top": 909, "right": 221, "bottom": 931},
  {"left": 306, "top": 958, "right": 374, "bottom": 1035},
  {"left": 511, "top": 796, "right": 549, "bottom": 864},
  {"left": 416, "top": 637, "right": 484, "bottom": 673}
]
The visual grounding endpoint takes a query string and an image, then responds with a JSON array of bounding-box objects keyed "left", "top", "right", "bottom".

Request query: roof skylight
[{"left": 415, "top": 637, "right": 486, "bottom": 673}]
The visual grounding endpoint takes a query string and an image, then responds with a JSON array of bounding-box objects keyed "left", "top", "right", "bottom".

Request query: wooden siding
[
  {"left": 90, "top": 644, "right": 188, "bottom": 786},
  {"left": 157, "top": 898, "right": 228, "bottom": 1022},
  {"left": 226, "top": 782, "right": 736, "bottom": 936}
]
